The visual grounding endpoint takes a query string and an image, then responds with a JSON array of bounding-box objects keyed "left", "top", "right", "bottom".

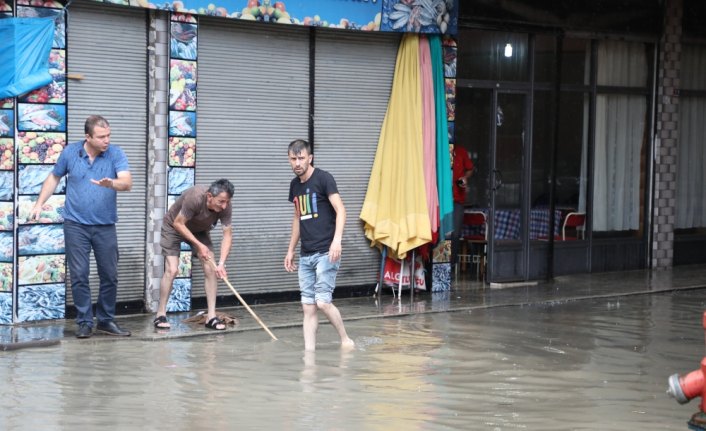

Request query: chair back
[
  {"left": 463, "top": 211, "right": 487, "bottom": 240},
  {"left": 562, "top": 212, "right": 586, "bottom": 240}
]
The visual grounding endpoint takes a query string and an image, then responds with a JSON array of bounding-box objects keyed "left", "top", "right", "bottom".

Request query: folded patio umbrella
[
  {"left": 430, "top": 35, "right": 454, "bottom": 241},
  {"left": 360, "top": 34, "right": 432, "bottom": 260},
  {"left": 420, "top": 36, "right": 439, "bottom": 241}
]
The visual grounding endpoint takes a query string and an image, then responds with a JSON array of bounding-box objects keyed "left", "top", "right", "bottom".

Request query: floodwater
[{"left": 2, "top": 289, "right": 706, "bottom": 430}]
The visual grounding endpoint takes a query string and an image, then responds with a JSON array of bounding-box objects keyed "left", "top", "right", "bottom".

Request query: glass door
[
  {"left": 487, "top": 91, "right": 529, "bottom": 282},
  {"left": 455, "top": 87, "right": 531, "bottom": 282}
]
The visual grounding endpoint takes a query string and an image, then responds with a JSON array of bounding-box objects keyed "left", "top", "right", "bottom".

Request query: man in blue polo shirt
[{"left": 31, "top": 115, "right": 133, "bottom": 338}]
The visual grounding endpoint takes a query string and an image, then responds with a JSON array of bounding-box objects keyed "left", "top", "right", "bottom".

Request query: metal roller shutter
[
  {"left": 66, "top": 2, "right": 148, "bottom": 305},
  {"left": 313, "top": 29, "right": 400, "bottom": 287},
  {"left": 195, "top": 18, "right": 309, "bottom": 294},
  {"left": 195, "top": 20, "right": 398, "bottom": 296}
]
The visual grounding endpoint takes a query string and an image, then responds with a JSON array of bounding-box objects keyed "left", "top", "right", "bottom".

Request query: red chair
[
  {"left": 463, "top": 211, "right": 487, "bottom": 241},
  {"left": 459, "top": 211, "right": 487, "bottom": 279},
  {"left": 560, "top": 212, "right": 586, "bottom": 240}
]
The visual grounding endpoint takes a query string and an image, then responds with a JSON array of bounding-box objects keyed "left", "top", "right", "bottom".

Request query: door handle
[{"left": 492, "top": 169, "right": 503, "bottom": 191}]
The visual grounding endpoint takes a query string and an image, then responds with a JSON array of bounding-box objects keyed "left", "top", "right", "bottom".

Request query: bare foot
[{"left": 341, "top": 337, "right": 355, "bottom": 350}]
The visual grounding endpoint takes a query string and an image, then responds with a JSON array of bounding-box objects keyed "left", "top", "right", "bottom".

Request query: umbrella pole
[
  {"left": 410, "top": 249, "right": 415, "bottom": 303},
  {"left": 377, "top": 246, "right": 387, "bottom": 300},
  {"left": 396, "top": 255, "right": 403, "bottom": 312}
]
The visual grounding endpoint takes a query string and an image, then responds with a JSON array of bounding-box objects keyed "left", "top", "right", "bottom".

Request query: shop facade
[
  {"left": 0, "top": 0, "right": 703, "bottom": 323},
  {"left": 453, "top": 0, "right": 706, "bottom": 283},
  {"left": 0, "top": 0, "right": 458, "bottom": 323}
]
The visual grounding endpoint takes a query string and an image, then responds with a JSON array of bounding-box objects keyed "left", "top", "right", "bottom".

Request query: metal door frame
[{"left": 487, "top": 89, "right": 532, "bottom": 283}]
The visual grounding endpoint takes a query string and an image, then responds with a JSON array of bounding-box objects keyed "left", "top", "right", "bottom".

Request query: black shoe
[
  {"left": 96, "top": 321, "right": 131, "bottom": 337},
  {"left": 76, "top": 323, "right": 93, "bottom": 339}
]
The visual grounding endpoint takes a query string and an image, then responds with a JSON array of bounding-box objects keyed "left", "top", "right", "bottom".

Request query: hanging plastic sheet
[{"left": 0, "top": 17, "right": 55, "bottom": 99}]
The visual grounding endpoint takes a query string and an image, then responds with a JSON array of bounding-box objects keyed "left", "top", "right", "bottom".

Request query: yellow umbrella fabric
[{"left": 360, "top": 34, "right": 432, "bottom": 260}]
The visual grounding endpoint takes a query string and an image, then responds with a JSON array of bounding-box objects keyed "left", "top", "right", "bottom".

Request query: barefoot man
[{"left": 284, "top": 139, "right": 354, "bottom": 351}]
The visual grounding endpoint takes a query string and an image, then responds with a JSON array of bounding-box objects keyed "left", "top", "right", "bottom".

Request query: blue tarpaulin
[{"left": 0, "top": 17, "right": 55, "bottom": 99}]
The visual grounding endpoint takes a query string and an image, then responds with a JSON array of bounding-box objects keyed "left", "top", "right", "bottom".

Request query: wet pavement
[{"left": 3, "top": 264, "right": 706, "bottom": 349}]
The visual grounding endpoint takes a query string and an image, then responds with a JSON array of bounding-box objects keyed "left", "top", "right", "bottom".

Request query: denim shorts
[{"left": 298, "top": 252, "right": 340, "bottom": 305}]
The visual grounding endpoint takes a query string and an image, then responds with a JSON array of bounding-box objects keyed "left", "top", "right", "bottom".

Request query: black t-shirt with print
[{"left": 288, "top": 168, "right": 339, "bottom": 256}]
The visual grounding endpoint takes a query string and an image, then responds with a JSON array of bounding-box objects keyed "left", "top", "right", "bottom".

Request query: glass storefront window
[
  {"left": 562, "top": 38, "right": 591, "bottom": 86},
  {"left": 682, "top": 44, "right": 706, "bottom": 91},
  {"left": 535, "top": 36, "right": 591, "bottom": 86},
  {"left": 532, "top": 90, "right": 589, "bottom": 240},
  {"left": 456, "top": 87, "right": 491, "bottom": 208},
  {"left": 676, "top": 44, "right": 706, "bottom": 232},
  {"left": 534, "top": 35, "right": 556, "bottom": 84},
  {"left": 683, "top": 0, "right": 706, "bottom": 39},
  {"left": 596, "top": 40, "right": 648, "bottom": 87},
  {"left": 592, "top": 40, "right": 650, "bottom": 235},
  {"left": 593, "top": 93, "right": 647, "bottom": 233},
  {"left": 676, "top": 95, "right": 706, "bottom": 230},
  {"left": 531, "top": 91, "right": 553, "bottom": 207},
  {"left": 457, "top": 29, "right": 528, "bottom": 82}
]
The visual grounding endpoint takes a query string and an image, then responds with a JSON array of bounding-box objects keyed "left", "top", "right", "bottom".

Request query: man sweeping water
[
  {"left": 284, "top": 139, "right": 354, "bottom": 351},
  {"left": 154, "top": 178, "right": 234, "bottom": 331}
]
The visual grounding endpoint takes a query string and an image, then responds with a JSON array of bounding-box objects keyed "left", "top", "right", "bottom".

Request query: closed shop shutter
[
  {"left": 66, "top": 2, "right": 148, "bottom": 305},
  {"left": 313, "top": 29, "right": 400, "bottom": 287},
  {"left": 194, "top": 19, "right": 398, "bottom": 296},
  {"left": 195, "top": 18, "right": 310, "bottom": 294}
]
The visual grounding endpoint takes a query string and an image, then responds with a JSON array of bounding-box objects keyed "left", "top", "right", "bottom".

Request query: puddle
[{"left": 0, "top": 289, "right": 704, "bottom": 429}]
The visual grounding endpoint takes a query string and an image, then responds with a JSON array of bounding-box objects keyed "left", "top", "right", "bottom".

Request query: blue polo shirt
[{"left": 53, "top": 141, "right": 130, "bottom": 225}]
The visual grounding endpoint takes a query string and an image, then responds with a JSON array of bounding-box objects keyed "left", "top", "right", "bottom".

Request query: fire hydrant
[{"left": 667, "top": 312, "right": 706, "bottom": 430}]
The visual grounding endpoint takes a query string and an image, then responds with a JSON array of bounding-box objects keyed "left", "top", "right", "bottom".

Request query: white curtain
[
  {"left": 593, "top": 41, "right": 647, "bottom": 231},
  {"left": 677, "top": 97, "right": 706, "bottom": 228},
  {"left": 676, "top": 45, "right": 706, "bottom": 229}
]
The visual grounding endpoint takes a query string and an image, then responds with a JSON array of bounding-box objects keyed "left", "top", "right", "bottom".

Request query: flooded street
[{"left": 2, "top": 288, "right": 706, "bottom": 430}]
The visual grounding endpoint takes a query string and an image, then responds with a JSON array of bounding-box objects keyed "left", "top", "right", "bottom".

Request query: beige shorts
[{"left": 160, "top": 225, "right": 212, "bottom": 257}]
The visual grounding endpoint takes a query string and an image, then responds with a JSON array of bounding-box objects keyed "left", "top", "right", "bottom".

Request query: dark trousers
[{"left": 64, "top": 220, "right": 119, "bottom": 325}]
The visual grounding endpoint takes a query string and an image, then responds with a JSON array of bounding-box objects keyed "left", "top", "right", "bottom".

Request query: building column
[
  {"left": 652, "top": 0, "right": 682, "bottom": 268},
  {"left": 145, "top": 10, "right": 170, "bottom": 312}
]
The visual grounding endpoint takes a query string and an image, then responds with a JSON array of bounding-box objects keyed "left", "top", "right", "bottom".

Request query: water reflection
[
  {"left": 1, "top": 290, "right": 706, "bottom": 429},
  {"left": 299, "top": 348, "right": 354, "bottom": 392}
]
